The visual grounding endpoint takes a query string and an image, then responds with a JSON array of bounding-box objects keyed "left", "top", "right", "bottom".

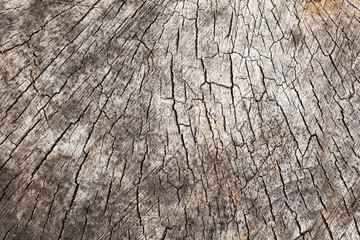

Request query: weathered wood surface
[{"left": 1, "top": 0, "right": 360, "bottom": 239}]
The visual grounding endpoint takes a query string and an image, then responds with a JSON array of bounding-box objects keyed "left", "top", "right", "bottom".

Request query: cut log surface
[{"left": 1, "top": 0, "right": 360, "bottom": 239}]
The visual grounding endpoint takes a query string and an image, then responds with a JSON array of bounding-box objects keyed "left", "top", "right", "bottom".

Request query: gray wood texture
[{"left": 1, "top": 0, "right": 360, "bottom": 239}]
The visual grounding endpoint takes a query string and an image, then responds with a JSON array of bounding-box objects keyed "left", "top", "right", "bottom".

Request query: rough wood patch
[{"left": 1, "top": 0, "right": 360, "bottom": 239}]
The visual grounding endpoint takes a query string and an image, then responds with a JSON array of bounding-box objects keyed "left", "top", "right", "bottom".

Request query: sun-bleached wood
[{"left": 1, "top": 0, "right": 360, "bottom": 239}]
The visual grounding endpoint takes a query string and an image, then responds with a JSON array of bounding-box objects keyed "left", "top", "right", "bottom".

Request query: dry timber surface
[{"left": 1, "top": 0, "right": 360, "bottom": 239}]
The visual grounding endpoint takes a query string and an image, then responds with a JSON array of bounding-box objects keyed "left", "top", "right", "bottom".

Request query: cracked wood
[{"left": 1, "top": 0, "right": 360, "bottom": 239}]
